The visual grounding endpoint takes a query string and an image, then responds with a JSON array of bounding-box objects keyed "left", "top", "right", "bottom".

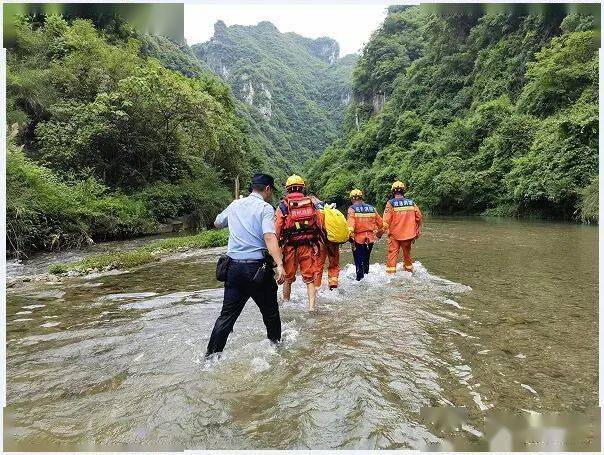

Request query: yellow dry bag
[{"left": 323, "top": 205, "right": 349, "bottom": 243}]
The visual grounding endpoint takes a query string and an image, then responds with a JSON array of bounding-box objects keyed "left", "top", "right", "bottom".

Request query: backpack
[
  {"left": 323, "top": 205, "right": 349, "bottom": 243},
  {"left": 280, "top": 193, "right": 320, "bottom": 245}
]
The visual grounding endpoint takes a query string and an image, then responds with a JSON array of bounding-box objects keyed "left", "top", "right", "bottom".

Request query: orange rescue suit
[
  {"left": 275, "top": 194, "right": 324, "bottom": 284},
  {"left": 383, "top": 196, "right": 422, "bottom": 273},
  {"left": 312, "top": 200, "right": 340, "bottom": 288},
  {"left": 347, "top": 202, "right": 384, "bottom": 244}
]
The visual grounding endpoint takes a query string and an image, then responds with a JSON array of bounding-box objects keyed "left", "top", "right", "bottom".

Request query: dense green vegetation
[
  {"left": 193, "top": 21, "right": 356, "bottom": 173},
  {"left": 309, "top": 6, "right": 599, "bottom": 221},
  {"left": 7, "top": 14, "right": 263, "bottom": 256},
  {"left": 48, "top": 229, "right": 229, "bottom": 275}
]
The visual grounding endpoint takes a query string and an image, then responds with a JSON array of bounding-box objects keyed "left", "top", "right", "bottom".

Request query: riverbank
[{"left": 7, "top": 230, "right": 228, "bottom": 289}]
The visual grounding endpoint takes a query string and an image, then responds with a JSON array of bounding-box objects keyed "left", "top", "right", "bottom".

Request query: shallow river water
[{"left": 4, "top": 217, "right": 599, "bottom": 450}]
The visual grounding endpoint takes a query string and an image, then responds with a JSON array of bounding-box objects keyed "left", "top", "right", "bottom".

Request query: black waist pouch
[{"left": 216, "top": 254, "right": 231, "bottom": 282}]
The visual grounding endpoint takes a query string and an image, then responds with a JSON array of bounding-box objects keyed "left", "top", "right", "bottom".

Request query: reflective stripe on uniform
[
  {"left": 393, "top": 206, "right": 415, "bottom": 212},
  {"left": 354, "top": 213, "right": 377, "bottom": 218},
  {"left": 386, "top": 266, "right": 397, "bottom": 273}
]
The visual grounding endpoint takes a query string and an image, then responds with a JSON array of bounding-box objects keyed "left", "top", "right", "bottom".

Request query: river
[{"left": 4, "top": 216, "right": 599, "bottom": 450}]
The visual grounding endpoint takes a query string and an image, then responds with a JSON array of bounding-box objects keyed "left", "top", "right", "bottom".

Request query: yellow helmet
[
  {"left": 391, "top": 181, "right": 406, "bottom": 191},
  {"left": 285, "top": 174, "right": 305, "bottom": 188},
  {"left": 350, "top": 189, "right": 363, "bottom": 199}
]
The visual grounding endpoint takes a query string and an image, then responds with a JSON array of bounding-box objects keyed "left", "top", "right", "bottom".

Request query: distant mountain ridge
[{"left": 192, "top": 20, "right": 357, "bottom": 172}]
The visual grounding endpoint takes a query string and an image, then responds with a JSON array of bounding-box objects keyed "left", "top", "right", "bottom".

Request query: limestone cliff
[{"left": 192, "top": 21, "right": 356, "bottom": 167}]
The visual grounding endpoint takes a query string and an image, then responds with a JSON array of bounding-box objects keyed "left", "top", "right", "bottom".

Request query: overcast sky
[{"left": 184, "top": 2, "right": 399, "bottom": 56}]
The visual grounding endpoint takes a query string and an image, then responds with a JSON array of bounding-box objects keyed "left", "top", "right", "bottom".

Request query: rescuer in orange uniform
[
  {"left": 383, "top": 181, "right": 422, "bottom": 273},
  {"left": 275, "top": 175, "right": 323, "bottom": 311},
  {"left": 347, "top": 189, "right": 384, "bottom": 281},
  {"left": 309, "top": 196, "right": 340, "bottom": 290}
]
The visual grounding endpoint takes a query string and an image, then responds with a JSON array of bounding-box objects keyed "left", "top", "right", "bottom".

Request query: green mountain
[
  {"left": 309, "top": 5, "right": 599, "bottom": 222},
  {"left": 192, "top": 21, "right": 357, "bottom": 175}
]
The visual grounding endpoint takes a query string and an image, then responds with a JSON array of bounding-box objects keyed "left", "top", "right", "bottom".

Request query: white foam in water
[
  {"left": 283, "top": 261, "right": 472, "bottom": 313},
  {"left": 470, "top": 391, "right": 492, "bottom": 411},
  {"left": 21, "top": 304, "right": 45, "bottom": 310},
  {"left": 84, "top": 269, "right": 129, "bottom": 280},
  {"left": 439, "top": 298, "right": 462, "bottom": 309},
  {"left": 119, "top": 291, "right": 192, "bottom": 310},
  {"left": 15, "top": 311, "right": 32, "bottom": 315},
  {"left": 185, "top": 288, "right": 224, "bottom": 304},
  {"left": 29, "top": 290, "right": 65, "bottom": 299},
  {"left": 280, "top": 326, "right": 299, "bottom": 348},
  {"left": 77, "top": 282, "right": 103, "bottom": 288},
  {"left": 515, "top": 353, "right": 526, "bottom": 359},
  {"left": 40, "top": 322, "right": 60, "bottom": 328},
  {"left": 449, "top": 349, "right": 493, "bottom": 411},
  {"left": 521, "top": 408, "right": 540, "bottom": 415},
  {"left": 251, "top": 357, "right": 270, "bottom": 373},
  {"left": 99, "top": 292, "right": 158, "bottom": 301},
  {"left": 197, "top": 317, "right": 300, "bottom": 375},
  {"left": 521, "top": 383, "right": 538, "bottom": 395},
  {"left": 133, "top": 353, "right": 145, "bottom": 363},
  {"left": 462, "top": 423, "right": 484, "bottom": 438},
  {"left": 448, "top": 329, "right": 478, "bottom": 339}
]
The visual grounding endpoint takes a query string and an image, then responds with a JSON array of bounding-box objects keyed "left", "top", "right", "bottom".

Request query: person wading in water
[
  {"left": 383, "top": 181, "right": 422, "bottom": 273},
  {"left": 347, "top": 189, "right": 384, "bottom": 281},
  {"left": 309, "top": 195, "right": 341, "bottom": 290},
  {"left": 275, "top": 175, "right": 323, "bottom": 311},
  {"left": 206, "top": 173, "right": 286, "bottom": 358}
]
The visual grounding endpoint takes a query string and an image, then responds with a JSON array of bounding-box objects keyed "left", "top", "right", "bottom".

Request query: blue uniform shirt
[{"left": 214, "top": 192, "right": 276, "bottom": 260}]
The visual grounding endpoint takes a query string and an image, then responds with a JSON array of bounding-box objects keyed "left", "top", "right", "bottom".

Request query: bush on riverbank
[
  {"left": 578, "top": 177, "right": 598, "bottom": 223},
  {"left": 48, "top": 229, "right": 229, "bottom": 275},
  {"left": 138, "top": 178, "right": 230, "bottom": 230},
  {"left": 7, "top": 141, "right": 156, "bottom": 257}
]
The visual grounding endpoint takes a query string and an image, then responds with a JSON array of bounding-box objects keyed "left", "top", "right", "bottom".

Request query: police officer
[{"left": 206, "top": 173, "right": 286, "bottom": 357}]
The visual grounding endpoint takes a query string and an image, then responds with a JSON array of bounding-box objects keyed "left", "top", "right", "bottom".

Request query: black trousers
[
  {"left": 353, "top": 242, "right": 374, "bottom": 281},
  {"left": 206, "top": 260, "right": 281, "bottom": 356}
]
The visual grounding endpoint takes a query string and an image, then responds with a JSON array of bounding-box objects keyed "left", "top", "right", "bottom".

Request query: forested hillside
[
  {"left": 192, "top": 21, "right": 356, "bottom": 171},
  {"left": 309, "top": 6, "right": 599, "bottom": 221},
  {"left": 6, "top": 15, "right": 267, "bottom": 256}
]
